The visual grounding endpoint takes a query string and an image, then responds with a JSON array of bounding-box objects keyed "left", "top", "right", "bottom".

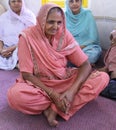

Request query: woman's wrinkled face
[
  {"left": 45, "top": 8, "right": 63, "bottom": 38},
  {"left": 68, "top": 0, "right": 82, "bottom": 14},
  {"left": 9, "top": 0, "right": 22, "bottom": 15}
]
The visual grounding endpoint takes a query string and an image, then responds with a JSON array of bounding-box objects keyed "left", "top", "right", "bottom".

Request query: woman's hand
[
  {"left": 0, "top": 45, "right": 17, "bottom": 58},
  {"left": 59, "top": 89, "right": 76, "bottom": 114},
  {"left": 0, "top": 48, "right": 12, "bottom": 58},
  {"left": 60, "top": 89, "right": 75, "bottom": 104},
  {"left": 49, "top": 90, "right": 71, "bottom": 114}
]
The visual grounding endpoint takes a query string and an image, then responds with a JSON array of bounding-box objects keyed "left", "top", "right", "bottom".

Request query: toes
[
  {"left": 44, "top": 108, "right": 58, "bottom": 127},
  {"left": 49, "top": 119, "right": 58, "bottom": 127}
]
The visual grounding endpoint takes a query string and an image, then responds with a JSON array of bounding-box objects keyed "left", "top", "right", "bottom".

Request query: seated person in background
[
  {"left": 100, "top": 29, "right": 116, "bottom": 79},
  {"left": 0, "top": 0, "right": 36, "bottom": 70},
  {"left": 65, "top": 0, "right": 102, "bottom": 65},
  {"left": 7, "top": 3, "right": 109, "bottom": 127},
  {"left": 99, "top": 29, "right": 116, "bottom": 99}
]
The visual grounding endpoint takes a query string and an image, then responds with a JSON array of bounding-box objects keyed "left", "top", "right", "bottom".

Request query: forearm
[
  {"left": 22, "top": 72, "right": 52, "bottom": 95},
  {"left": 70, "top": 60, "right": 92, "bottom": 94},
  {"left": 7, "top": 45, "right": 17, "bottom": 52}
]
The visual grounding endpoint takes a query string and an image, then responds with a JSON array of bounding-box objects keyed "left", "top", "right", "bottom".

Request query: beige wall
[{"left": 89, "top": 0, "right": 116, "bottom": 17}]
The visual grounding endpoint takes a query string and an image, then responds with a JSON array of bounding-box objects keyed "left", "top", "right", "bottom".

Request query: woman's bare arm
[
  {"left": 60, "top": 60, "right": 92, "bottom": 103},
  {"left": 22, "top": 72, "right": 53, "bottom": 94}
]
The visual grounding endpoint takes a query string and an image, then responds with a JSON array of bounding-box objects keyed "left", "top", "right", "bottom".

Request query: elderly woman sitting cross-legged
[{"left": 7, "top": 3, "right": 109, "bottom": 127}]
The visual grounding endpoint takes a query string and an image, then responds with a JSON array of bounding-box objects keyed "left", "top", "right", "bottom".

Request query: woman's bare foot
[{"left": 43, "top": 108, "right": 58, "bottom": 127}]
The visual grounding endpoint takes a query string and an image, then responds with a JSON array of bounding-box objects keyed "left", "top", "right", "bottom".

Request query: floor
[{"left": 0, "top": 69, "right": 116, "bottom": 130}]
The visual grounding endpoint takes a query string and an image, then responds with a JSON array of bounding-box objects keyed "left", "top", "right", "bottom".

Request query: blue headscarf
[{"left": 65, "top": 0, "right": 100, "bottom": 46}]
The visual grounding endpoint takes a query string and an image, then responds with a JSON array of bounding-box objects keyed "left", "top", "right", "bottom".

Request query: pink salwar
[{"left": 7, "top": 70, "right": 109, "bottom": 120}]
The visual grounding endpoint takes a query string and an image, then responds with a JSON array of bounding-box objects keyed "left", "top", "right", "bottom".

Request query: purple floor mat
[{"left": 0, "top": 69, "right": 116, "bottom": 130}]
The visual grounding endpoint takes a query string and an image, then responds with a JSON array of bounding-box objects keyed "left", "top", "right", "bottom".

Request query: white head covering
[{"left": 8, "top": 0, "right": 36, "bottom": 26}]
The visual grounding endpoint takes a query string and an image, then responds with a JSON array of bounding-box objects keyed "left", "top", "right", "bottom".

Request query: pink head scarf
[{"left": 8, "top": 0, "right": 36, "bottom": 26}]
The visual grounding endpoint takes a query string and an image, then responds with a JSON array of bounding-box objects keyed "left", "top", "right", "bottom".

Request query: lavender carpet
[{"left": 0, "top": 69, "right": 116, "bottom": 130}]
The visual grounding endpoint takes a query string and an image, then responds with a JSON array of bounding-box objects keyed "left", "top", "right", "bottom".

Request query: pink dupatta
[{"left": 20, "top": 3, "right": 79, "bottom": 80}]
